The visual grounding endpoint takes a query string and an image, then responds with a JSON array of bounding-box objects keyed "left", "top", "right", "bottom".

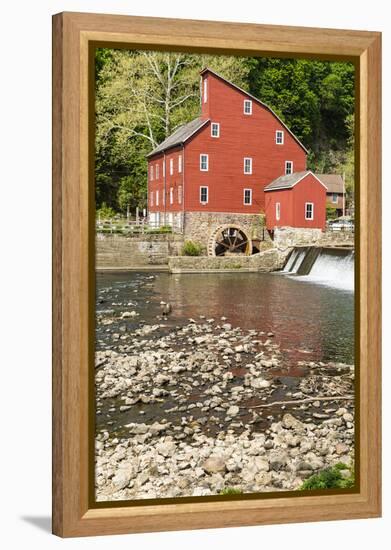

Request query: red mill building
[{"left": 147, "top": 68, "right": 327, "bottom": 255}]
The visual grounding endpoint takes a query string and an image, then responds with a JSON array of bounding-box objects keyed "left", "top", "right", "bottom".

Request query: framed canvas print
[{"left": 52, "top": 12, "right": 381, "bottom": 537}]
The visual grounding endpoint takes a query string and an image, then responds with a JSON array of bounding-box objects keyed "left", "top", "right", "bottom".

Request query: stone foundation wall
[
  {"left": 96, "top": 233, "right": 184, "bottom": 269},
  {"left": 273, "top": 226, "right": 354, "bottom": 249},
  {"left": 273, "top": 227, "right": 323, "bottom": 248},
  {"left": 319, "top": 231, "right": 355, "bottom": 247},
  {"left": 183, "top": 211, "right": 270, "bottom": 247},
  {"left": 168, "top": 248, "right": 290, "bottom": 273}
]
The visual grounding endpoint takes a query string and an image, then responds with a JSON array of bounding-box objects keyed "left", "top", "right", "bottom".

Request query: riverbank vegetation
[
  {"left": 300, "top": 462, "right": 354, "bottom": 490},
  {"left": 181, "top": 240, "right": 204, "bottom": 256},
  {"left": 95, "top": 49, "right": 355, "bottom": 216}
]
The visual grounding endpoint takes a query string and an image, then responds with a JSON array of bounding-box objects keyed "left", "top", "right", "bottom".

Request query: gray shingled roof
[
  {"left": 147, "top": 117, "right": 210, "bottom": 157},
  {"left": 315, "top": 174, "right": 344, "bottom": 193},
  {"left": 264, "top": 171, "right": 312, "bottom": 191}
]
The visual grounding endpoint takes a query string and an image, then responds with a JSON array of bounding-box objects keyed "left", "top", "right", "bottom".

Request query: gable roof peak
[
  {"left": 264, "top": 170, "right": 327, "bottom": 191},
  {"left": 199, "top": 67, "right": 308, "bottom": 154}
]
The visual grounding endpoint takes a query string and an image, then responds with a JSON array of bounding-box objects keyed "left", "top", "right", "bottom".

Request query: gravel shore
[{"left": 95, "top": 310, "right": 354, "bottom": 501}]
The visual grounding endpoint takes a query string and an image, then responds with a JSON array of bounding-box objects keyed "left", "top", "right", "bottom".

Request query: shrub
[
  {"left": 96, "top": 202, "right": 117, "bottom": 220},
  {"left": 300, "top": 463, "right": 354, "bottom": 490},
  {"left": 181, "top": 240, "right": 203, "bottom": 256},
  {"left": 219, "top": 487, "right": 243, "bottom": 496},
  {"left": 326, "top": 205, "right": 338, "bottom": 220},
  {"left": 159, "top": 225, "right": 172, "bottom": 233}
]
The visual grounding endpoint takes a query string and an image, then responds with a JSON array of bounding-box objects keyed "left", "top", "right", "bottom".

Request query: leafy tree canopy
[{"left": 95, "top": 50, "right": 355, "bottom": 214}]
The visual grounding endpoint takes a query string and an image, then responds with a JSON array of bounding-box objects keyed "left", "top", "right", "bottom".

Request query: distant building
[
  {"left": 146, "top": 68, "right": 335, "bottom": 251},
  {"left": 316, "top": 173, "right": 345, "bottom": 217}
]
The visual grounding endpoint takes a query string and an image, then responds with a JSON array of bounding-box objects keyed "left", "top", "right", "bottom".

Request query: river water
[
  {"left": 96, "top": 270, "right": 354, "bottom": 365},
  {"left": 95, "top": 270, "right": 354, "bottom": 438}
]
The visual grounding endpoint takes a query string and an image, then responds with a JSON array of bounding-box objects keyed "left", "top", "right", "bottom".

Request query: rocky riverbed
[{"left": 95, "top": 281, "right": 355, "bottom": 501}]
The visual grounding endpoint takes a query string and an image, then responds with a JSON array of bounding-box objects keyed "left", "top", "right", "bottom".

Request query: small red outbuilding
[{"left": 264, "top": 171, "right": 327, "bottom": 230}]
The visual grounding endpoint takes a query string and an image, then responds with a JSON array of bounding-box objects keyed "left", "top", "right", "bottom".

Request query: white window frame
[
  {"left": 178, "top": 185, "right": 183, "bottom": 204},
  {"left": 244, "top": 157, "right": 252, "bottom": 174},
  {"left": 150, "top": 165, "right": 154, "bottom": 181},
  {"left": 285, "top": 160, "right": 293, "bottom": 175},
  {"left": 150, "top": 193, "right": 154, "bottom": 207},
  {"left": 163, "top": 161, "right": 165, "bottom": 177},
  {"left": 305, "top": 202, "right": 314, "bottom": 220},
  {"left": 200, "top": 186, "right": 208, "bottom": 204},
  {"left": 276, "top": 130, "right": 284, "bottom": 145},
  {"left": 211, "top": 122, "right": 220, "bottom": 138},
  {"left": 203, "top": 78, "right": 208, "bottom": 103},
  {"left": 244, "top": 99, "right": 252, "bottom": 115},
  {"left": 169, "top": 158, "right": 174, "bottom": 175},
  {"left": 155, "top": 190, "right": 159, "bottom": 206},
  {"left": 332, "top": 193, "right": 338, "bottom": 203},
  {"left": 156, "top": 163, "right": 159, "bottom": 179},
  {"left": 276, "top": 202, "right": 281, "bottom": 221},
  {"left": 178, "top": 155, "right": 182, "bottom": 173},
  {"left": 243, "top": 188, "right": 252, "bottom": 205},
  {"left": 200, "top": 154, "right": 209, "bottom": 172},
  {"left": 170, "top": 187, "right": 174, "bottom": 205}
]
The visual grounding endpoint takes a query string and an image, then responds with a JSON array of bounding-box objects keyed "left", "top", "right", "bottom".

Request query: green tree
[
  {"left": 95, "top": 50, "right": 355, "bottom": 215},
  {"left": 95, "top": 50, "right": 249, "bottom": 212}
]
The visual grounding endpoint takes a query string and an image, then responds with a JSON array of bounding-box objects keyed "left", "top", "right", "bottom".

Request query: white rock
[
  {"left": 112, "top": 469, "right": 134, "bottom": 490},
  {"left": 156, "top": 441, "right": 176, "bottom": 457},
  {"left": 251, "top": 378, "right": 271, "bottom": 389},
  {"left": 227, "top": 405, "right": 240, "bottom": 417},
  {"left": 202, "top": 457, "right": 227, "bottom": 474}
]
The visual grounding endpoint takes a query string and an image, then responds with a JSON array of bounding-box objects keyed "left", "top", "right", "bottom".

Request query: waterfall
[{"left": 282, "top": 247, "right": 354, "bottom": 291}]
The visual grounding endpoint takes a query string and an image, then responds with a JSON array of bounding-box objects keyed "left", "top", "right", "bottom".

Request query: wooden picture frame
[{"left": 52, "top": 11, "right": 381, "bottom": 537}]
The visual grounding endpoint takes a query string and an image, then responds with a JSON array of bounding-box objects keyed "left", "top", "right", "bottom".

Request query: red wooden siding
[
  {"left": 147, "top": 69, "right": 326, "bottom": 227},
  {"left": 148, "top": 146, "right": 184, "bottom": 213},
  {"left": 182, "top": 71, "right": 306, "bottom": 213},
  {"left": 265, "top": 173, "right": 326, "bottom": 230}
]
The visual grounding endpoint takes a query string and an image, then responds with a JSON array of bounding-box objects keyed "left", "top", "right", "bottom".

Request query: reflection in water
[{"left": 96, "top": 271, "right": 354, "bottom": 365}]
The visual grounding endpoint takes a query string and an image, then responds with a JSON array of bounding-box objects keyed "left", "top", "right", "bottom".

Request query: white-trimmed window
[
  {"left": 156, "top": 163, "right": 159, "bottom": 179},
  {"left": 170, "top": 158, "right": 174, "bottom": 175},
  {"left": 244, "top": 157, "right": 252, "bottom": 174},
  {"left": 200, "top": 186, "right": 208, "bottom": 204},
  {"left": 150, "top": 193, "right": 154, "bottom": 207},
  {"left": 244, "top": 188, "right": 252, "bottom": 205},
  {"left": 332, "top": 193, "right": 338, "bottom": 203},
  {"left": 178, "top": 155, "right": 182, "bottom": 173},
  {"left": 162, "top": 190, "right": 165, "bottom": 206},
  {"left": 276, "top": 130, "right": 284, "bottom": 145},
  {"left": 178, "top": 185, "right": 183, "bottom": 204},
  {"left": 170, "top": 187, "right": 174, "bottom": 205},
  {"left": 305, "top": 202, "right": 314, "bottom": 220},
  {"left": 244, "top": 99, "right": 252, "bottom": 115},
  {"left": 285, "top": 161, "right": 293, "bottom": 175},
  {"left": 276, "top": 202, "right": 281, "bottom": 221},
  {"left": 200, "top": 154, "right": 209, "bottom": 171},
  {"left": 155, "top": 190, "right": 159, "bottom": 206},
  {"left": 211, "top": 122, "right": 220, "bottom": 138},
  {"left": 203, "top": 78, "right": 208, "bottom": 103},
  {"left": 150, "top": 165, "right": 154, "bottom": 181}
]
